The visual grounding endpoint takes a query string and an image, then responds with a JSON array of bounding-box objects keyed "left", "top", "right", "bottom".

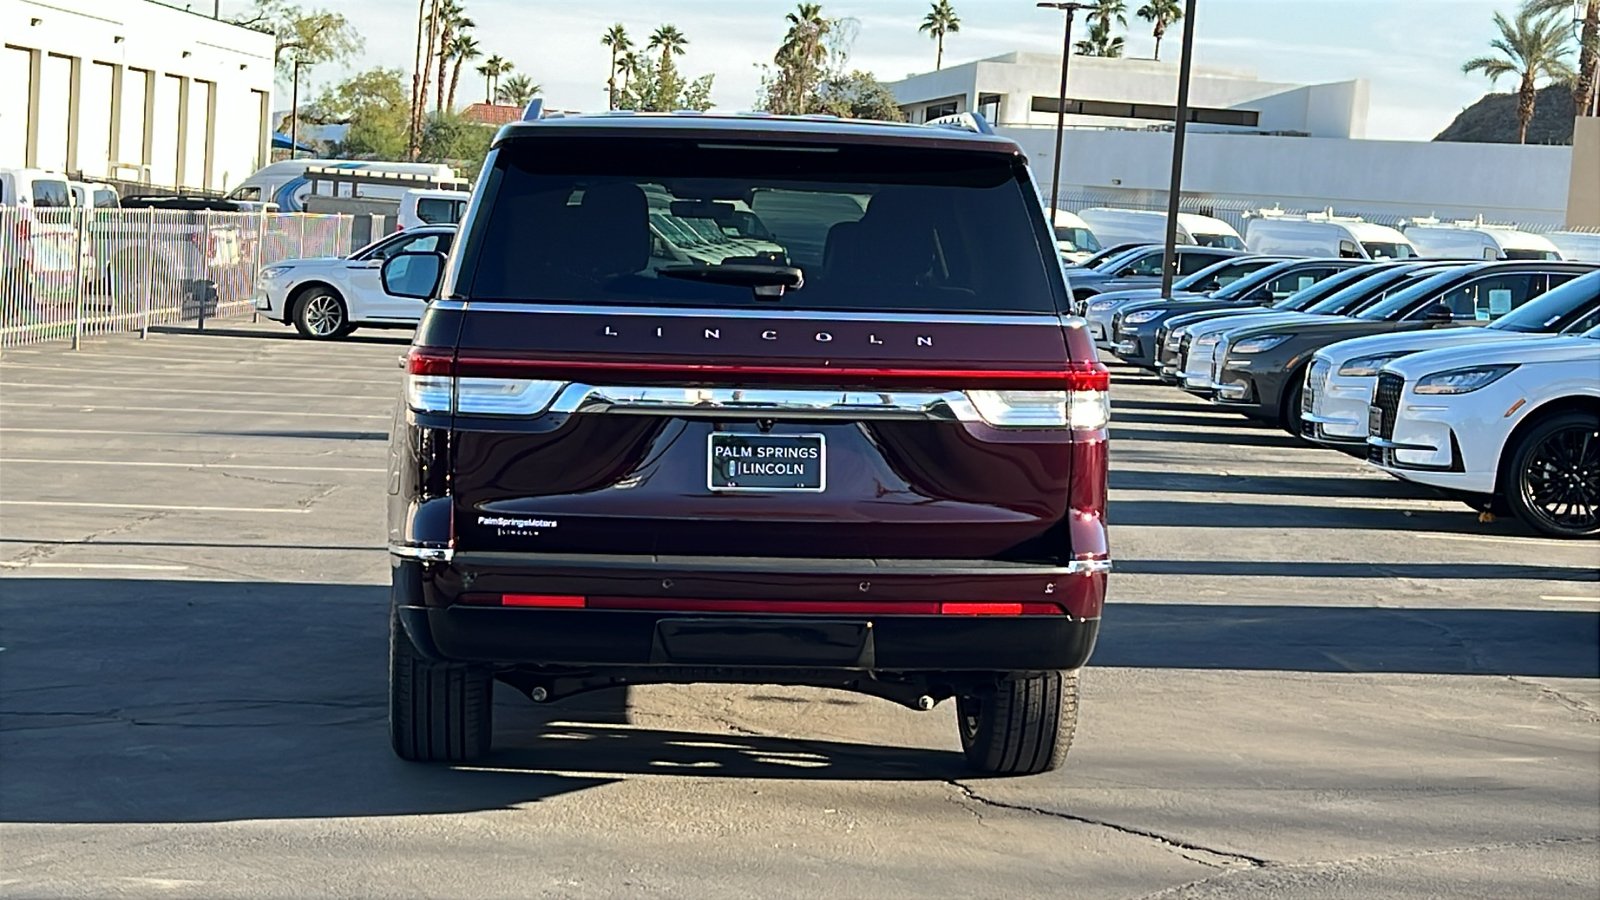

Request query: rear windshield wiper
[{"left": 658, "top": 263, "right": 804, "bottom": 299}]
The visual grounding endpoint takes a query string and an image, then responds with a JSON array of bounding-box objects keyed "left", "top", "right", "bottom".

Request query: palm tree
[
  {"left": 496, "top": 73, "right": 540, "bottom": 108},
  {"left": 601, "top": 24, "right": 632, "bottom": 110},
  {"left": 446, "top": 33, "right": 479, "bottom": 110},
  {"left": 434, "top": 0, "right": 473, "bottom": 112},
  {"left": 1527, "top": 0, "right": 1599, "bottom": 118},
  {"left": 1075, "top": 20, "right": 1126, "bottom": 57},
  {"left": 1086, "top": 0, "right": 1128, "bottom": 34},
  {"left": 648, "top": 24, "right": 689, "bottom": 71},
  {"left": 477, "top": 54, "right": 509, "bottom": 104},
  {"left": 1136, "top": 0, "right": 1183, "bottom": 61},
  {"left": 919, "top": 1, "right": 961, "bottom": 71},
  {"left": 618, "top": 51, "right": 642, "bottom": 91},
  {"left": 1463, "top": 7, "right": 1577, "bottom": 143}
]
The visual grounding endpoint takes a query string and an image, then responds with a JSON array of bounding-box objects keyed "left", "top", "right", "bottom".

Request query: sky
[{"left": 219, "top": 0, "right": 1548, "bottom": 142}]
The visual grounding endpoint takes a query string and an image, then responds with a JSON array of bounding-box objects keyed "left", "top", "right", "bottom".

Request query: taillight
[
  {"left": 405, "top": 348, "right": 563, "bottom": 416},
  {"left": 962, "top": 362, "right": 1109, "bottom": 430}
]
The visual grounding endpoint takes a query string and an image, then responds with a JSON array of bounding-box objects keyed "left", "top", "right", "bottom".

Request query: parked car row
[{"left": 1091, "top": 256, "right": 1600, "bottom": 538}]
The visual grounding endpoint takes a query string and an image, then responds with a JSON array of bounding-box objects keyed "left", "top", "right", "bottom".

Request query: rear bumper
[
  {"left": 400, "top": 604, "right": 1101, "bottom": 672},
  {"left": 393, "top": 552, "right": 1108, "bottom": 672}
]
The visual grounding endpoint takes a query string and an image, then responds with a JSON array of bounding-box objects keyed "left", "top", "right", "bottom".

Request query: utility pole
[
  {"left": 289, "top": 56, "right": 302, "bottom": 159},
  {"left": 1036, "top": 3, "right": 1090, "bottom": 222},
  {"left": 1158, "top": 0, "right": 1199, "bottom": 299}
]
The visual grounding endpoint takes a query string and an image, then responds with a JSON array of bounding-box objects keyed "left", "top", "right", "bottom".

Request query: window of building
[
  {"left": 1029, "top": 96, "right": 1261, "bottom": 128},
  {"left": 977, "top": 93, "right": 1001, "bottom": 123},
  {"left": 923, "top": 101, "right": 957, "bottom": 121}
]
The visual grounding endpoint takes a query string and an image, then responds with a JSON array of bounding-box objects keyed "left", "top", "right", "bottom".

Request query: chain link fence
[{"left": 1, "top": 208, "right": 352, "bottom": 349}]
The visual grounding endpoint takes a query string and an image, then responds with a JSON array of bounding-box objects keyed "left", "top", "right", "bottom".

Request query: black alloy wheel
[{"left": 1507, "top": 412, "right": 1600, "bottom": 538}]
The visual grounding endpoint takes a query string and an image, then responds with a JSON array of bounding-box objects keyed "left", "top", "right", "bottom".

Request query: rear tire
[
  {"left": 389, "top": 608, "right": 494, "bottom": 762},
  {"left": 957, "top": 670, "right": 1079, "bottom": 775},
  {"left": 1281, "top": 380, "right": 1306, "bottom": 437}
]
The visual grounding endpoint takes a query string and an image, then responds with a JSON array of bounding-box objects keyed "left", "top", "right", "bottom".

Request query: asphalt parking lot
[{"left": 1, "top": 322, "right": 1597, "bottom": 900}]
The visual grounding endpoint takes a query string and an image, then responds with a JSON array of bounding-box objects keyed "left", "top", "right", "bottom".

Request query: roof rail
[{"left": 924, "top": 111, "right": 995, "bottom": 135}]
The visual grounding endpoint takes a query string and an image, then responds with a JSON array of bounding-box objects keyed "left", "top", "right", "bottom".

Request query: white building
[
  {"left": 1, "top": 0, "right": 275, "bottom": 193},
  {"left": 889, "top": 53, "right": 1576, "bottom": 228}
]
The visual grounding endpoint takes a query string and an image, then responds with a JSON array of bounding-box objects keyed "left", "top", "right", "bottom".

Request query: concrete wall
[
  {"left": 0, "top": 0, "right": 275, "bottom": 193},
  {"left": 1568, "top": 116, "right": 1600, "bottom": 228},
  {"left": 1004, "top": 126, "right": 1574, "bottom": 226}
]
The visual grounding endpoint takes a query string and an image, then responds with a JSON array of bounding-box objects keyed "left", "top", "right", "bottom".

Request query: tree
[
  {"left": 303, "top": 67, "right": 410, "bottom": 159},
  {"left": 815, "top": 71, "right": 907, "bottom": 121},
  {"left": 231, "top": 0, "right": 364, "bottom": 77},
  {"left": 649, "top": 24, "right": 689, "bottom": 69},
  {"left": 434, "top": 0, "right": 474, "bottom": 112},
  {"left": 446, "top": 33, "right": 480, "bottom": 110},
  {"left": 766, "top": 4, "right": 833, "bottom": 114},
  {"left": 602, "top": 24, "right": 633, "bottom": 110},
  {"left": 496, "top": 74, "right": 540, "bottom": 108},
  {"left": 1527, "top": 0, "right": 1599, "bottom": 118},
  {"left": 418, "top": 110, "right": 495, "bottom": 173},
  {"left": 617, "top": 28, "right": 715, "bottom": 113},
  {"left": 1463, "top": 6, "right": 1577, "bottom": 143},
  {"left": 618, "top": 51, "right": 643, "bottom": 92},
  {"left": 919, "top": 1, "right": 961, "bottom": 71},
  {"left": 1086, "top": 0, "right": 1128, "bottom": 33},
  {"left": 1075, "top": 19, "right": 1126, "bottom": 57},
  {"left": 1136, "top": 0, "right": 1183, "bottom": 61},
  {"left": 476, "top": 54, "right": 511, "bottom": 104}
]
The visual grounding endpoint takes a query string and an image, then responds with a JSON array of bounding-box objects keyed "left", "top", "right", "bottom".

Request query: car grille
[
  {"left": 1372, "top": 372, "right": 1404, "bottom": 440},
  {"left": 1303, "top": 360, "right": 1330, "bottom": 414},
  {"left": 1110, "top": 311, "right": 1124, "bottom": 337},
  {"left": 1210, "top": 340, "right": 1228, "bottom": 384}
]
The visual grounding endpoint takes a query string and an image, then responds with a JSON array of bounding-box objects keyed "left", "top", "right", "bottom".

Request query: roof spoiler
[{"left": 924, "top": 111, "right": 995, "bottom": 135}]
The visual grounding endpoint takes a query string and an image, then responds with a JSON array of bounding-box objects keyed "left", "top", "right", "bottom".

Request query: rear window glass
[
  {"left": 458, "top": 136, "right": 1064, "bottom": 313},
  {"left": 417, "top": 197, "right": 466, "bottom": 224},
  {"left": 31, "top": 180, "right": 70, "bottom": 208},
  {"left": 1192, "top": 233, "right": 1244, "bottom": 250},
  {"left": 93, "top": 189, "right": 118, "bottom": 208}
]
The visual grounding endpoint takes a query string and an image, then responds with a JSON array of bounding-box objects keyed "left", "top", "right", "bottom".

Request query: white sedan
[
  {"left": 1306, "top": 270, "right": 1600, "bottom": 450},
  {"left": 1367, "top": 326, "right": 1600, "bottom": 538},
  {"left": 253, "top": 224, "right": 457, "bottom": 339}
]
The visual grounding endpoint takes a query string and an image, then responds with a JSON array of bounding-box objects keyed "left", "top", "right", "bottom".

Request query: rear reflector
[
  {"left": 460, "top": 594, "right": 1062, "bottom": 615},
  {"left": 500, "top": 594, "right": 587, "bottom": 608}
]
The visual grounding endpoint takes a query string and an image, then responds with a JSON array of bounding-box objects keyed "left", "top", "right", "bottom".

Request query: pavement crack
[
  {"left": 1505, "top": 675, "right": 1600, "bottom": 721},
  {"left": 947, "top": 781, "right": 1269, "bottom": 870}
]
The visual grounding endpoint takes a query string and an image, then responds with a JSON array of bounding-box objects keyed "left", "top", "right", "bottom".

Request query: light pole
[
  {"left": 289, "top": 56, "right": 302, "bottom": 159},
  {"left": 1036, "top": 2, "right": 1090, "bottom": 222},
  {"left": 1158, "top": 0, "right": 1199, "bottom": 299}
]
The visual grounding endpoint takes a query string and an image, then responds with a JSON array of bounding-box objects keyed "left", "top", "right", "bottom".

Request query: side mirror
[
  {"left": 1422, "top": 300, "right": 1454, "bottom": 321},
  {"left": 381, "top": 251, "right": 445, "bottom": 300}
]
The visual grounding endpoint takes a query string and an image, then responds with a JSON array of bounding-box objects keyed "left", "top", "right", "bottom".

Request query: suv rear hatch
[{"left": 413, "top": 129, "right": 1108, "bottom": 569}]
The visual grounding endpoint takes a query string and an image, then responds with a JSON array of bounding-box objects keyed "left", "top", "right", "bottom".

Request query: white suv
[
  {"left": 254, "top": 224, "right": 456, "bottom": 338},
  {"left": 1367, "top": 325, "right": 1600, "bottom": 537}
]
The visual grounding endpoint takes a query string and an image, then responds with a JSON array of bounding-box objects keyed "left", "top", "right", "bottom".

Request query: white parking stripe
[
  {"left": 0, "top": 401, "right": 390, "bottom": 419},
  {"left": 0, "top": 382, "right": 392, "bottom": 401},
  {"left": 1, "top": 351, "right": 391, "bottom": 371},
  {"left": 1412, "top": 533, "right": 1572, "bottom": 547},
  {"left": 1540, "top": 595, "right": 1600, "bottom": 602},
  {"left": 0, "top": 458, "right": 386, "bottom": 473},
  {"left": 6, "top": 363, "right": 399, "bottom": 385},
  {"left": 0, "top": 562, "right": 191, "bottom": 571},
  {"left": 0, "top": 427, "right": 385, "bottom": 439},
  {"left": 0, "top": 501, "right": 311, "bottom": 513}
]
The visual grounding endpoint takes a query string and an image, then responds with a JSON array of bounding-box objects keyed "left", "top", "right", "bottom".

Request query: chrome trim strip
[
  {"left": 430, "top": 299, "right": 1064, "bottom": 326},
  {"left": 1366, "top": 437, "right": 1437, "bottom": 452},
  {"left": 548, "top": 383, "right": 976, "bottom": 421},
  {"left": 1300, "top": 412, "right": 1358, "bottom": 426},
  {"left": 389, "top": 544, "right": 454, "bottom": 563}
]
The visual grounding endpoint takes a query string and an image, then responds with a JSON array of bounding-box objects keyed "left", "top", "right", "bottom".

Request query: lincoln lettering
[{"left": 593, "top": 323, "right": 932, "bottom": 347}]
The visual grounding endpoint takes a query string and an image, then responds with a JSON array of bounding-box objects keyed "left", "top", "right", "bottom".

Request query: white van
[
  {"left": 1076, "top": 207, "right": 1245, "bottom": 250},
  {"left": 68, "top": 181, "right": 120, "bottom": 210},
  {"left": 1, "top": 168, "right": 78, "bottom": 283},
  {"left": 225, "top": 159, "right": 459, "bottom": 213},
  {"left": 399, "top": 188, "right": 472, "bottom": 230},
  {"left": 1400, "top": 219, "right": 1562, "bottom": 260},
  {"left": 1243, "top": 211, "right": 1415, "bottom": 259},
  {"left": 1050, "top": 210, "right": 1103, "bottom": 263},
  {"left": 1543, "top": 231, "right": 1600, "bottom": 262}
]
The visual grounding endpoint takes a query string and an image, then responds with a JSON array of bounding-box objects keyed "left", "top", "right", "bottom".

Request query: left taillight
[
  {"left": 963, "top": 362, "right": 1110, "bottom": 430},
  {"left": 406, "top": 348, "right": 564, "bottom": 416}
]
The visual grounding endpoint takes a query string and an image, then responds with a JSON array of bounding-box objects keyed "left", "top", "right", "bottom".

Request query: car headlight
[
  {"left": 260, "top": 265, "right": 294, "bottom": 279},
  {"left": 1089, "top": 299, "right": 1118, "bottom": 312},
  {"left": 1338, "top": 353, "right": 1406, "bottom": 377},
  {"left": 1170, "top": 326, "right": 1189, "bottom": 339},
  {"left": 1230, "top": 334, "right": 1292, "bottom": 354},
  {"left": 1413, "top": 364, "right": 1518, "bottom": 395},
  {"left": 1123, "top": 309, "right": 1162, "bottom": 325}
]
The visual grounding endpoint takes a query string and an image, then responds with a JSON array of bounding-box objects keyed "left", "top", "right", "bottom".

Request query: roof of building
[{"left": 462, "top": 103, "right": 526, "bottom": 127}]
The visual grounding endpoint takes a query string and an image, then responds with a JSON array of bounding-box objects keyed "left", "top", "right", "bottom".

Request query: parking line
[
  {"left": 1, "top": 351, "right": 391, "bottom": 371},
  {"left": 1412, "top": 533, "right": 1570, "bottom": 547},
  {"left": 0, "top": 401, "right": 391, "bottom": 419},
  {"left": 0, "top": 501, "right": 311, "bottom": 514},
  {"left": 0, "top": 427, "right": 384, "bottom": 440},
  {"left": 6, "top": 363, "right": 399, "bottom": 385},
  {"left": 0, "top": 382, "right": 393, "bottom": 401},
  {"left": 0, "top": 562, "right": 191, "bottom": 571},
  {"left": 0, "top": 458, "right": 386, "bottom": 473},
  {"left": 1540, "top": 595, "right": 1600, "bottom": 602}
]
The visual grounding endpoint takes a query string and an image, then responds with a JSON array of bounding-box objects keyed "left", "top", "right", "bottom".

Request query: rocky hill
[{"left": 1433, "top": 85, "right": 1576, "bottom": 145}]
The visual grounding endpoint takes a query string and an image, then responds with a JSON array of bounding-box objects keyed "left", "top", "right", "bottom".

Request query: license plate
[
  {"left": 708, "top": 432, "right": 825, "bottom": 492},
  {"left": 1368, "top": 405, "right": 1383, "bottom": 436}
]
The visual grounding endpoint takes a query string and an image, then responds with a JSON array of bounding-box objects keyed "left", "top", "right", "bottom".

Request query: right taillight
[
  {"left": 963, "top": 362, "right": 1110, "bottom": 430},
  {"left": 406, "top": 348, "right": 564, "bottom": 416}
]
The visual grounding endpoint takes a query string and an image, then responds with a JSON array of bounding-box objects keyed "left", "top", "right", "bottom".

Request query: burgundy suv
[{"left": 381, "top": 112, "right": 1111, "bottom": 775}]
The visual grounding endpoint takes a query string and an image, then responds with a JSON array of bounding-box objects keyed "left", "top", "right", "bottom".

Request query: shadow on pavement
[
  {"left": 1112, "top": 469, "right": 1440, "bottom": 500},
  {"left": 1117, "top": 558, "right": 1598, "bottom": 582},
  {"left": 1111, "top": 497, "right": 1528, "bottom": 535},
  {"left": 149, "top": 324, "right": 412, "bottom": 345},
  {"left": 1094, "top": 603, "right": 1599, "bottom": 678}
]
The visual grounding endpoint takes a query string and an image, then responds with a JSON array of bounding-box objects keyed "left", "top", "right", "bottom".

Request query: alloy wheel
[
  {"left": 1519, "top": 424, "right": 1600, "bottom": 535},
  {"left": 304, "top": 294, "right": 344, "bottom": 337}
]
